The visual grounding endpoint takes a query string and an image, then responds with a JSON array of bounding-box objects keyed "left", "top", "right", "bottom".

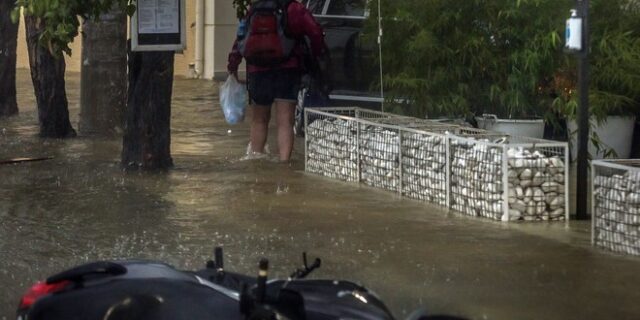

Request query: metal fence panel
[{"left": 592, "top": 160, "right": 640, "bottom": 256}]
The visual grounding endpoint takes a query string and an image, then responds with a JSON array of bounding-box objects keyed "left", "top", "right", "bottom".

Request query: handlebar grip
[
  {"left": 256, "top": 258, "right": 269, "bottom": 303},
  {"left": 214, "top": 247, "right": 224, "bottom": 270}
]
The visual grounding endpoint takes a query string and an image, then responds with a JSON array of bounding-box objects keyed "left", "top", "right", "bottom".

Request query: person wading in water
[{"left": 228, "top": 0, "right": 330, "bottom": 162}]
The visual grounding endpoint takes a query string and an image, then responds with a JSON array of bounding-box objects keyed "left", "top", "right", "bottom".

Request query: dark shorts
[{"left": 247, "top": 68, "right": 301, "bottom": 106}]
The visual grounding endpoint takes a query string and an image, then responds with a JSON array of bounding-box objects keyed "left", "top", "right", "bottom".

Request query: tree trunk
[
  {"left": 24, "top": 15, "right": 76, "bottom": 138},
  {"left": 79, "top": 10, "right": 127, "bottom": 136},
  {"left": 122, "top": 48, "right": 175, "bottom": 170},
  {"left": 0, "top": 0, "right": 19, "bottom": 117}
]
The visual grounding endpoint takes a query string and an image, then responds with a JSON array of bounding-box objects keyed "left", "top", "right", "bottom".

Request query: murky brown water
[{"left": 1, "top": 70, "right": 640, "bottom": 320}]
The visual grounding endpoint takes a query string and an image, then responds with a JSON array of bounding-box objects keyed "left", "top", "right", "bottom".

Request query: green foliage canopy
[
  {"left": 367, "top": 0, "right": 640, "bottom": 120},
  {"left": 12, "top": 0, "right": 136, "bottom": 56},
  {"left": 580, "top": 0, "right": 640, "bottom": 121}
]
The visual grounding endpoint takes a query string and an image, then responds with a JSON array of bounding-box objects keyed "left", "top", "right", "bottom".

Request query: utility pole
[{"left": 575, "top": 0, "right": 590, "bottom": 220}]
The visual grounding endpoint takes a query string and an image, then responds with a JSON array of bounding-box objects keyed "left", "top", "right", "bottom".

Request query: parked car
[
  {"left": 294, "top": 0, "right": 382, "bottom": 135},
  {"left": 300, "top": 0, "right": 381, "bottom": 105}
]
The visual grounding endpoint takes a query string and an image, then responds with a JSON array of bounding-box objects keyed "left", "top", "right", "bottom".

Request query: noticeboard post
[{"left": 131, "top": 0, "right": 186, "bottom": 52}]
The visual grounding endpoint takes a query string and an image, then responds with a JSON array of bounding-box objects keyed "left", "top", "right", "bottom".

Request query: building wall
[
  {"left": 174, "top": 0, "right": 196, "bottom": 78},
  {"left": 207, "top": 0, "right": 243, "bottom": 80},
  {"left": 15, "top": 2, "right": 238, "bottom": 80}
]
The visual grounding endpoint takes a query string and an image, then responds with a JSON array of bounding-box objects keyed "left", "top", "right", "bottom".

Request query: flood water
[{"left": 1, "top": 69, "right": 640, "bottom": 319}]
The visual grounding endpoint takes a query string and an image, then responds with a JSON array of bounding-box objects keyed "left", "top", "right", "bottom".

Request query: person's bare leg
[
  {"left": 251, "top": 104, "right": 271, "bottom": 153},
  {"left": 275, "top": 100, "right": 296, "bottom": 161}
]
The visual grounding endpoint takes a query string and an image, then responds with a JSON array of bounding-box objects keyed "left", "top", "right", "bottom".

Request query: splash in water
[
  {"left": 276, "top": 182, "right": 289, "bottom": 195},
  {"left": 240, "top": 142, "right": 278, "bottom": 161}
]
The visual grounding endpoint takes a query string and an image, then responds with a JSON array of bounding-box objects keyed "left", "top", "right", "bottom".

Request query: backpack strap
[{"left": 279, "top": 0, "right": 294, "bottom": 39}]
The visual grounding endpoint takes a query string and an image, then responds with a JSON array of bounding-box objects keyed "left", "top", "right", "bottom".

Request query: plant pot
[
  {"left": 476, "top": 114, "right": 545, "bottom": 138},
  {"left": 568, "top": 116, "right": 637, "bottom": 159}
]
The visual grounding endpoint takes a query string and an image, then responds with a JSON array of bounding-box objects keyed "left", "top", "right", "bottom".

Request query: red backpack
[{"left": 238, "top": 0, "right": 296, "bottom": 67}]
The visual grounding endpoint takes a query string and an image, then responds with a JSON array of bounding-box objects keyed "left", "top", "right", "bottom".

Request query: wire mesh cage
[
  {"left": 354, "top": 108, "right": 407, "bottom": 122},
  {"left": 368, "top": 116, "right": 451, "bottom": 129},
  {"left": 506, "top": 143, "right": 568, "bottom": 222},
  {"left": 305, "top": 110, "right": 359, "bottom": 182},
  {"left": 305, "top": 107, "right": 454, "bottom": 206},
  {"left": 358, "top": 123, "right": 401, "bottom": 192},
  {"left": 304, "top": 107, "right": 569, "bottom": 222},
  {"left": 592, "top": 160, "right": 640, "bottom": 256},
  {"left": 401, "top": 130, "right": 448, "bottom": 206},
  {"left": 352, "top": 108, "right": 462, "bottom": 131},
  {"left": 449, "top": 136, "right": 505, "bottom": 219},
  {"left": 448, "top": 134, "right": 569, "bottom": 222}
]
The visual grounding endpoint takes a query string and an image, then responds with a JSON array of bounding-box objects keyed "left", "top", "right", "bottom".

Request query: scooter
[
  {"left": 16, "top": 247, "right": 464, "bottom": 320},
  {"left": 294, "top": 75, "right": 331, "bottom": 138},
  {"left": 294, "top": 41, "right": 333, "bottom": 138}
]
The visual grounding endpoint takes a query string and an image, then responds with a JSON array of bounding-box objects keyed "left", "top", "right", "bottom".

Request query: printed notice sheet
[{"left": 138, "top": 0, "right": 180, "bottom": 34}]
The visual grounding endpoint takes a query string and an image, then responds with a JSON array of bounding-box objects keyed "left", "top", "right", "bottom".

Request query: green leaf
[
  {"left": 10, "top": 7, "right": 21, "bottom": 23},
  {"left": 14, "top": 0, "right": 135, "bottom": 57}
]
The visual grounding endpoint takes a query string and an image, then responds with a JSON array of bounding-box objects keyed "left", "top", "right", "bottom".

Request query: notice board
[{"left": 131, "top": 0, "right": 186, "bottom": 51}]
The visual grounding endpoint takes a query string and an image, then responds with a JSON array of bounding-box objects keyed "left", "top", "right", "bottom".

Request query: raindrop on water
[{"left": 276, "top": 183, "right": 289, "bottom": 195}]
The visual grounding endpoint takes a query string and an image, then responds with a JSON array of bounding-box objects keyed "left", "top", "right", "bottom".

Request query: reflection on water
[{"left": 1, "top": 70, "right": 640, "bottom": 319}]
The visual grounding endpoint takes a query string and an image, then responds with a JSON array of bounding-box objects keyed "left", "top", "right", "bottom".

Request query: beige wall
[
  {"left": 16, "top": 12, "right": 193, "bottom": 75},
  {"left": 174, "top": 0, "right": 196, "bottom": 78},
  {"left": 15, "top": 1, "right": 234, "bottom": 79},
  {"left": 208, "top": 0, "right": 243, "bottom": 80}
]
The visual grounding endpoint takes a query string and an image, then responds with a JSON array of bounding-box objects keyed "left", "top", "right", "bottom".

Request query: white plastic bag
[{"left": 219, "top": 76, "right": 247, "bottom": 124}]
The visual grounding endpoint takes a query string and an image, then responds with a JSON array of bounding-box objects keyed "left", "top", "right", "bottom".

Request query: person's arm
[
  {"left": 290, "top": 4, "right": 332, "bottom": 94},
  {"left": 227, "top": 38, "right": 243, "bottom": 79},
  {"left": 228, "top": 8, "right": 252, "bottom": 79},
  {"left": 294, "top": 5, "right": 327, "bottom": 57}
]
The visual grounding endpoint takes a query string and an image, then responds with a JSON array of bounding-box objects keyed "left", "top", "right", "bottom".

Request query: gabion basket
[
  {"left": 305, "top": 109, "right": 359, "bottom": 182},
  {"left": 304, "top": 107, "right": 570, "bottom": 222},
  {"left": 358, "top": 121, "right": 402, "bottom": 192},
  {"left": 305, "top": 107, "right": 457, "bottom": 205},
  {"left": 448, "top": 134, "right": 569, "bottom": 222},
  {"left": 400, "top": 129, "right": 449, "bottom": 206},
  {"left": 304, "top": 107, "right": 402, "bottom": 182},
  {"left": 591, "top": 160, "right": 640, "bottom": 256}
]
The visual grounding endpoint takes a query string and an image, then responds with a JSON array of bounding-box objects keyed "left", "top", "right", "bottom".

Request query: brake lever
[
  {"left": 205, "top": 247, "right": 226, "bottom": 282},
  {"left": 289, "top": 252, "right": 322, "bottom": 279}
]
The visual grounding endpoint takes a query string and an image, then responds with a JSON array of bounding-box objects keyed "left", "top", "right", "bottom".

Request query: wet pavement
[{"left": 1, "top": 69, "right": 640, "bottom": 319}]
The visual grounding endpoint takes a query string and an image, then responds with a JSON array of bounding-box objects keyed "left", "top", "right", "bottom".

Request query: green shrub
[{"left": 367, "top": 0, "right": 640, "bottom": 120}]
